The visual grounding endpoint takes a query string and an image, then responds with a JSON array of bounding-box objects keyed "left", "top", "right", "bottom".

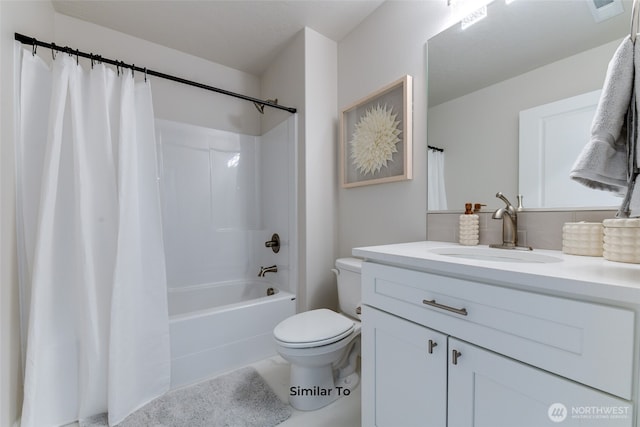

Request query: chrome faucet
[
  {"left": 489, "top": 192, "right": 532, "bottom": 251},
  {"left": 258, "top": 265, "right": 278, "bottom": 277}
]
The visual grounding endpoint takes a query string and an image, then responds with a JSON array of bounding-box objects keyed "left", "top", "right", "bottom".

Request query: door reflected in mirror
[{"left": 518, "top": 89, "right": 621, "bottom": 209}]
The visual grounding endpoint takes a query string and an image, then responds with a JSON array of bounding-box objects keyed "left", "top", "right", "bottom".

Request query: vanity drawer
[{"left": 362, "top": 262, "right": 635, "bottom": 399}]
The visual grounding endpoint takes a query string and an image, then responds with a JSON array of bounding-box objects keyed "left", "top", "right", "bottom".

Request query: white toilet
[{"left": 273, "top": 257, "right": 362, "bottom": 411}]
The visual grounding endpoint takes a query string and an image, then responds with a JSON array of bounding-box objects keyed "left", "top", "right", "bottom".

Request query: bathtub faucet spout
[{"left": 258, "top": 265, "right": 278, "bottom": 277}]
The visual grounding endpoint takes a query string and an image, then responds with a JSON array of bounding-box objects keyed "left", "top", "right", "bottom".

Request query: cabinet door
[
  {"left": 448, "top": 338, "right": 633, "bottom": 427},
  {"left": 362, "top": 306, "right": 447, "bottom": 427}
]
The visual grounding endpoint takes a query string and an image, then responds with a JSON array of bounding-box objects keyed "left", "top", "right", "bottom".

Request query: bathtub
[{"left": 168, "top": 280, "right": 296, "bottom": 389}]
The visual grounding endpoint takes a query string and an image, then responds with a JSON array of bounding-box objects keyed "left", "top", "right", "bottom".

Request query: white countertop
[{"left": 353, "top": 241, "right": 640, "bottom": 304}]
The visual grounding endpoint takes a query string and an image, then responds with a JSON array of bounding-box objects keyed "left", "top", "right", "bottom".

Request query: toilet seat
[{"left": 274, "top": 308, "right": 355, "bottom": 349}]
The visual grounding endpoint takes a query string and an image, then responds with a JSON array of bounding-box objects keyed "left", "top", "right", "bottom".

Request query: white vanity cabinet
[
  {"left": 362, "top": 308, "right": 632, "bottom": 427},
  {"left": 361, "top": 305, "right": 447, "bottom": 427},
  {"left": 357, "top": 244, "right": 638, "bottom": 427},
  {"left": 448, "top": 338, "right": 632, "bottom": 427}
]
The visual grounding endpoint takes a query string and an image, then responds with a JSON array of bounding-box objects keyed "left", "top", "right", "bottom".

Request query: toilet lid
[{"left": 274, "top": 308, "right": 355, "bottom": 348}]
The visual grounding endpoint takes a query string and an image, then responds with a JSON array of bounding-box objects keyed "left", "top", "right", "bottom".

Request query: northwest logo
[{"left": 548, "top": 403, "right": 568, "bottom": 423}]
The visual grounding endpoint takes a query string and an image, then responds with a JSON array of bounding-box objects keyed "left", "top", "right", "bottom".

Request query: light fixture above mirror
[
  {"left": 447, "top": 0, "right": 524, "bottom": 31},
  {"left": 447, "top": 0, "right": 493, "bottom": 30}
]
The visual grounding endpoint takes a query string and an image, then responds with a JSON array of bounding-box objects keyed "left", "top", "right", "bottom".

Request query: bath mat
[{"left": 80, "top": 366, "right": 291, "bottom": 427}]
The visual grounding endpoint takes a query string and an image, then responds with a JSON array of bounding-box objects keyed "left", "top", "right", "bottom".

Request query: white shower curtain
[
  {"left": 15, "top": 44, "right": 170, "bottom": 427},
  {"left": 428, "top": 149, "right": 448, "bottom": 210}
]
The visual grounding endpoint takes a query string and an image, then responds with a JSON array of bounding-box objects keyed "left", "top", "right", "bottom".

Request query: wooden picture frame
[{"left": 340, "top": 75, "right": 412, "bottom": 188}]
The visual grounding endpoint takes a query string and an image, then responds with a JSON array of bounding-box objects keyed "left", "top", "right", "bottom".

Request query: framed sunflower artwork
[{"left": 340, "top": 75, "right": 412, "bottom": 188}]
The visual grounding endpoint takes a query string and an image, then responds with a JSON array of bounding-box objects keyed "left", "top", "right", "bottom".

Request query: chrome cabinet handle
[
  {"left": 452, "top": 349, "right": 462, "bottom": 365},
  {"left": 428, "top": 339, "right": 438, "bottom": 354},
  {"left": 422, "top": 299, "right": 468, "bottom": 316}
]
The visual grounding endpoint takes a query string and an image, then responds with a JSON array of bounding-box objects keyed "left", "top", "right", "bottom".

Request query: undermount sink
[{"left": 429, "top": 246, "right": 563, "bottom": 264}]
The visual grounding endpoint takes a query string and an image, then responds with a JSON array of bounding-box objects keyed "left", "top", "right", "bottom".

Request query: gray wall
[{"left": 337, "top": 1, "right": 450, "bottom": 257}]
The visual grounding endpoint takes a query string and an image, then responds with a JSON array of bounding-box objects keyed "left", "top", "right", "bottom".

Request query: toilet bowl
[{"left": 273, "top": 258, "right": 362, "bottom": 411}]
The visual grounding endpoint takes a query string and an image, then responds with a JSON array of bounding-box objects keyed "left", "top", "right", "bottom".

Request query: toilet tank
[{"left": 334, "top": 258, "right": 362, "bottom": 319}]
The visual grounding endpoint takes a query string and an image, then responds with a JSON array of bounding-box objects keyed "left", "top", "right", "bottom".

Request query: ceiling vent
[{"left": 588, "top": 0, "right": 625, "bottom": 23}]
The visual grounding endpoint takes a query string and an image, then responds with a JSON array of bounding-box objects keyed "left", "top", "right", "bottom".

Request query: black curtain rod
[
  {"left": 428, "top": 145, "right": 444, "bottom": 152},
  {"left": 14, "top": 32, "right": 297, "bottom": 114}
]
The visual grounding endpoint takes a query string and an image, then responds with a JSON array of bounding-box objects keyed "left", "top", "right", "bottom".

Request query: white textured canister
[
  {"left": 603, "top": 218, "right": 640, "bottom": 264},
  {"left": 562, "top": 222, "right": 603, "bottom": 257},
  {"left": 459, "top": 203, "right": 479, "bottom": 246}
]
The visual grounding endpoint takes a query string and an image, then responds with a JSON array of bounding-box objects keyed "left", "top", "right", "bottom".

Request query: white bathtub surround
[
  {"left": 155, "top": 117, "right": 297, "bottom": 294},
  {"left": 168, "top": 281, "right": 295, "bottom": 389},
  {"left": 15, "top": 45, "right": 169, "bottom": 426},
  {"left": 155, "top": 117, "right": 298, "bottom": 389},
  {"left": 156, "top": 119, "right": 261, "bottom": 287}
]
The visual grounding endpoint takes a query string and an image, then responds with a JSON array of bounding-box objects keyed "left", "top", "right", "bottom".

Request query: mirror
[{"left": 427, "top": 0, "right": 630, "bottom": 211}]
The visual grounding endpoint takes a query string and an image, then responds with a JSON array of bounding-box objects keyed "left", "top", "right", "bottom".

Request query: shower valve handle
[{"left": 265, "top": 233, "right": 280, "bottom": 253}]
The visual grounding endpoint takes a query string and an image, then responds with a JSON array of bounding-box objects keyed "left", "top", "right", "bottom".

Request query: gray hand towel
[
  {"left": 624, "top": 179, "right": 640, "bottom": 216},
  {"left": 570, "top": 36, "right": 634, "bottom": 194},
  {"left": 619, "top": 41, "right": 640, "bottom": 217}
]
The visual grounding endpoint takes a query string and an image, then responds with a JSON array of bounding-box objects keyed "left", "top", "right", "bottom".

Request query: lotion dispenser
[{"left": 459, "top": 203, "right": 479, "bottom": 246}]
